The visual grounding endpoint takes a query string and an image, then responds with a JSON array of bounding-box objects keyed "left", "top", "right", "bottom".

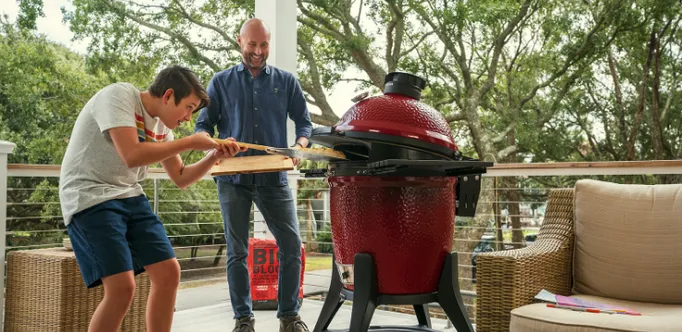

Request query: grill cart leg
[
  {"left": 313, "top": 252, "right": 473, "bottom": 332},
  {"left": 348, "top": 253, "right": 379, "bottom": 332},
  {"left": 437, "top": 252, "right": 475, "bottom": 332},
  {"left": 413, "top": 304, "right": 432, "bottom": 327},
  {"left": 314, "top": 256, "right": 346, "bottom": 332}
]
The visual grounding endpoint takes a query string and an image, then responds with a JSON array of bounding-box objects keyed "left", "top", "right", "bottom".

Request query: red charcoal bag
[{"left": 247, "top": 238, "right": 305, "bottom": 308}]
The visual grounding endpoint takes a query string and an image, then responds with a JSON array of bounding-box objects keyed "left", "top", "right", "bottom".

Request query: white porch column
[
  {"left": 254, "top": 0, "right": 299, "bottom": 240},
  {"left": 256, "top": 0, "right": 298, "bottom": 147},
  {"left": 0, "top": 140, "right": 16, "bottom": 332}
]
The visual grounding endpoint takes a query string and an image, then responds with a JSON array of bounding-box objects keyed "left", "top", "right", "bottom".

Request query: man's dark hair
[{"left": 148, "top": 65, "right": 209, "bottom": 113}]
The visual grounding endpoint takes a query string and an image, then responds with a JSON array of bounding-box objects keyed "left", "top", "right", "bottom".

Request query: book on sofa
[{"left": 534, "top": 289, "right": 641, "bottom": 316}]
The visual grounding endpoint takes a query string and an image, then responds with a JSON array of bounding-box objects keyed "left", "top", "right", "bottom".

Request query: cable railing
[{"left": 2, "top": 158, "right": 682, "bottom": 325}]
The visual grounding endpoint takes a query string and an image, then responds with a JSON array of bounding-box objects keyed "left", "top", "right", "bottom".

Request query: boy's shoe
[
  {"left": 280, "top": 315, "right": 309, "bottom": 332},
  {"left": 233, "top": 316, "right": 255, "bottom": 332}
]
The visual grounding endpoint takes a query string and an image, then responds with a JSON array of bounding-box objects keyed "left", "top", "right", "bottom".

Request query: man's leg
[
  {"left": 254, "top": 185, "right": 302, "bottom": 318},
  {"left": 217, "top": 180, "right": 255, "bottom": 319}
]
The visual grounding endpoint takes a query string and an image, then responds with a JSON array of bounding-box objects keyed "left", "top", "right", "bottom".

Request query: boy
[{"left": 59, "top": 65, "right": 245, "bottom": 332}]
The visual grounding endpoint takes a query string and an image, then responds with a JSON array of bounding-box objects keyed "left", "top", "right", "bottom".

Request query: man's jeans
[{"left": 216, "top": 180, "right": 302, "bottom": 319}]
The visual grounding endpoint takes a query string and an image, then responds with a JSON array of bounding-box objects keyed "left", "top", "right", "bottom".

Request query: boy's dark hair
[{"left": 148, "top": 65, "right": 209, "bottom": 113}]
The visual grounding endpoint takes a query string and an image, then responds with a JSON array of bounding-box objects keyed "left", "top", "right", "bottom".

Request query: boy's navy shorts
[{"left": 66, "top": 195, "right": 175, "bottom": 288}]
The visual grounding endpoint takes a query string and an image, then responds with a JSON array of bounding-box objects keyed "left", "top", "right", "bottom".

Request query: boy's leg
[
  {"left": 216, "top": 180, "right": 256, "bottom": 319},
  {"left": 66, "top": 199, "right": 139, "bottom": 332},
  {"left": 91, "top": 272, "right": 137, "bottom": 331},
  {"left": 126, "top": 195, "right": 179, "bottom": 332},
  {"left": 253, "top": 185, "right": 302, "bottom": 319}
]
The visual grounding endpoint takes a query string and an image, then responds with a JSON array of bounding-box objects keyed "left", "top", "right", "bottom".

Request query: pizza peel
[{"left": 214, "top": 139, "right": 348, "bottom": 162}]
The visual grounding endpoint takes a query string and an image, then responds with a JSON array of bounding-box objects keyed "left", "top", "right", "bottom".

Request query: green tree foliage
[
  {"left": 0, "top": 18, "right": 108, "bottom": 248},
  {"left": 0, "top": 18, "right": 228, "bottom": 257}
]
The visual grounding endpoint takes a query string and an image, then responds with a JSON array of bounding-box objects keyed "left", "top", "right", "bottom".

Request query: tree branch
[
  {"left": 297, "top": 36, "right": 340, "bottom": 125},
  {"left": 297, "top": 1, "right": 348, "bottom": 41},
  {"left": 107, "top": 1, "right": 221, "bottom": 71},
  {"left": 518, "top": 2, "right": 618, "bottom": 109},
  {"left": 649, "top": 18, "right": 671, "bottom": 160},
  {"left": 586, "top": 82, "right": 619, "bottom": 160},
  {"left": 168, "top": 0, "right": 239, "bottom": 50},
  {"left": 385, "top": 0, "right": 405, "bottom": 72},
  {"left": 497, "top": 145, "right": 518, "bottom": 160},
  {"left": 310, "top": 113, "right": 336, "bottom": 126},
  {"left": 572, "top": 108, "right": 602, "bottom": 158},
  {"left": 438, "top": 61, "right": 463, "bottom": 104},
  {"left": 411, "top": 0, "right": 472, "bottom": 89},
  {"left": 338, "top": 78, "right": 374, "bottom": 85},
  {"left": 343, "top": 0, "right": 364, "bottom": 36},
  {"left": 445, "top": 112, "right": 465, "bottom": 122},
  {"left": 400, "top": 30, "right": 435, "bottom": 57},
  {"left": 491, "top": 123, "right": 516, "bottom": 144},
  {"left": 607, "top": 49, "right": 627, "bottom": 145},
  {"left": 627, "top": 25, "right": 656, "bottom": 161},
  {"left": 537, "top": 69, "right": 582, "bottom": 128},
  {"left": 356, "top": 0, "right": 363, "bottom": 30},
  {"left": 478, "top": 0, "right": 534, "bottom": 99}
]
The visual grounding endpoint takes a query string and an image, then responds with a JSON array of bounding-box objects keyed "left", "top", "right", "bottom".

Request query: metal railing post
[
  {"left": 153, "top": 178, "right": 159, "bottom": 214},
  {"left": 0, "top": 141, "right": 17, "bottom": 332}
]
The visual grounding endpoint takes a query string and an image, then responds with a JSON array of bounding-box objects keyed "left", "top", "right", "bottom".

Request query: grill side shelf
[{"left": 365, "top": 159, "right": 492, "bottom": 176}]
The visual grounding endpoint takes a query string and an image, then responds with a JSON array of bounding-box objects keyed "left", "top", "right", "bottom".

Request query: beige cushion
[
  {"left": 571, "top": 179, "right": 682, "bottom": 304},
  {"left": 510, "top": 295, "right": 682, "bottom": 332}
]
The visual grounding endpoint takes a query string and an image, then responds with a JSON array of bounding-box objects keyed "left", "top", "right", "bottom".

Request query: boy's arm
[
  {"left": 160, "top": 153, "right": 217, "bottom": 189},
  {"left": 109, "top": 128, "right": 217, "bottom": 168},
  {"left": 160, "top": 139, "right": 245, "bottom": 189}
]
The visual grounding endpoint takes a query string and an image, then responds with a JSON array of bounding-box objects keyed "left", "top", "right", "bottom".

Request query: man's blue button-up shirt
[{"left": 194, "top": 63, "right": 312, "bottom": 186}]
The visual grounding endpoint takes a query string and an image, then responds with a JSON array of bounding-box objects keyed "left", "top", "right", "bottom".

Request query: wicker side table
[{"left": 4, "top": 247, "right": 150, "bottom": 332}]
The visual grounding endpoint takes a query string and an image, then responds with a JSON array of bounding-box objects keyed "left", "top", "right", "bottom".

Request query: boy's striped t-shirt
[{"left": 59, "top": 82, "right": 174, "bottom": 226}]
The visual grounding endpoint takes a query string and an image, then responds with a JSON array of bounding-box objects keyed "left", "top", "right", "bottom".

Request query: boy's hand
[
  {"left": 212, "top": 137, "right": 246, "bottom": 159},
  {"left": 190, "top": 132, "right": 219, "bottom": 151}
]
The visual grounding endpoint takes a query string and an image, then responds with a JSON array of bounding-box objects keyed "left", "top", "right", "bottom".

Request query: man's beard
[{"left": 244, "top": 54, "right": 267, "bottom": 70}]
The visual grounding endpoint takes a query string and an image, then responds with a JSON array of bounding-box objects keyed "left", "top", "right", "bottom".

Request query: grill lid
[{"left": 327, "top": 72, "right": 459, "bottom": 157}]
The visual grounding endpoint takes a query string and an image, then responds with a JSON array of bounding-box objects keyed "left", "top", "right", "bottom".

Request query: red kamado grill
[{"left": 305, "top": 72, "right": 492, "bottom": 332}]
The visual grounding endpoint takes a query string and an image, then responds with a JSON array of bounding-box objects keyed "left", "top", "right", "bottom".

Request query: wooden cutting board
[{"left": 210, "top": 155, "right": 295, "bottom": 176}]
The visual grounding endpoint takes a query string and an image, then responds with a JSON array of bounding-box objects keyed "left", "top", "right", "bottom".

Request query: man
[
  {"left": 59, "top": 65, "right": 245, "bottom": 332},
  {"left": 194, "top": 18, "right": 313, "bottom": 332}
]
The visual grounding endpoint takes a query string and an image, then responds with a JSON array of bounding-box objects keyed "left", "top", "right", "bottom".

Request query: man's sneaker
[
  {"left": 233, "top": 316, "right": 255, "bottom": 332},
  {"left": 280, "top": 315, "right": 309, "bottom": 332}
]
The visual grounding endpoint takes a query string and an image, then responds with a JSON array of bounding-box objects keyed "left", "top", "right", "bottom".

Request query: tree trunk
[
  {"left": 507, "top": 129, "right": 524, "bottom": 249},
  {"left": 649, "top": 30, "right": 665, "bottom": 161},
  {"left": 494, "top": 178, "right": 504, "bottom": 251},
  {"left": 627, "top": 27, "right": 656, "bottom": 161}
]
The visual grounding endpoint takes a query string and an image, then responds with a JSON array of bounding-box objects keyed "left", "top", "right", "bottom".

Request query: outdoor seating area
[
  {"left": 476, "top": 179, "right": 682, "bottom": 332},
  {"left": 2, "top": 0, "right": 682, "bottom": 330}
]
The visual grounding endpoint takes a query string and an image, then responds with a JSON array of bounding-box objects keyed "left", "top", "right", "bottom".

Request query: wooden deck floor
[{"left": 172, "top": 299, "right": 458, "bottom": 331}]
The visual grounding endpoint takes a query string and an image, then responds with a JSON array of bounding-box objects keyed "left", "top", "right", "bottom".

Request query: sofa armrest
[{"left": 474, "top": 188, "right": 575, "bottom": 332}]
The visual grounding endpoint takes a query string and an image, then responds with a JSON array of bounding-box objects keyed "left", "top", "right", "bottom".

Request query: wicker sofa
[{"left": 475, "top": 179, "right": 682, "bottom": 332}]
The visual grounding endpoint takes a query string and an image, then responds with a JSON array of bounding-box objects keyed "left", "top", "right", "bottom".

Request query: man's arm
[
  {"left": 288, "top": 76, "right": 313, "bottom": 147},
  {"left": 194, "top": 74, "right": 224, "bottom": 137},
  {"left": 109, "top": 128, "right": 217, "bottom": 168}
]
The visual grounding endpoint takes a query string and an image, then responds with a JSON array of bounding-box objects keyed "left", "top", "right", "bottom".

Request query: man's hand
[
  {"left": 291, "top": 140, "right": 307, "bottom": 167},
  {"left": 211, "top": 137, "right": 246, "bottom": 159}
]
